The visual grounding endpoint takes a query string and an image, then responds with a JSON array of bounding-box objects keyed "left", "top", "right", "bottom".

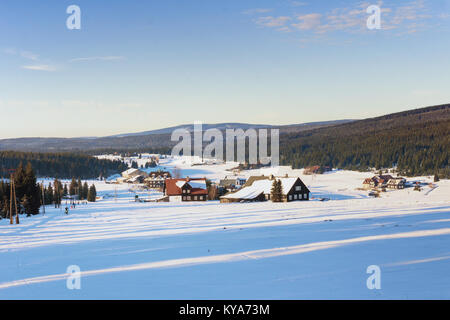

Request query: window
[
  {"left": 289, "top": 195, "right": 292, "bottom": 201},
  {"left": 187, "top": 196, "right": 191, "bottom": 200},
  {"left": 194, "top": 196, "right": 198, "bottom": 200},
  {"left": 295, "top": 186, "right": 301, "bottom": 191},
  {"left": 182, "top": 196, "right": 186, "bottom": 201}
]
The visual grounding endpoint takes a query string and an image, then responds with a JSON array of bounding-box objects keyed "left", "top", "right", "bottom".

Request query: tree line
[{"left": 0, "top": 151, "right": 128, "bottom": 179}]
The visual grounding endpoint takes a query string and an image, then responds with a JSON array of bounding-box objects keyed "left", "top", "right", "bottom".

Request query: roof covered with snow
[{"left": 222, "top": 177, "right": 300, "bottom": 200}]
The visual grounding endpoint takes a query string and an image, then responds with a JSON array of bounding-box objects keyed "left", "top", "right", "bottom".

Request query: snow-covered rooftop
[{"left": 222, "top": 177, "right": 298, "bottom": 199}]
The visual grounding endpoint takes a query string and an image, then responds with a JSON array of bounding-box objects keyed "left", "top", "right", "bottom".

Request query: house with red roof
[{"left": 165, "top": 178, "right": 208, "bottom": 202}]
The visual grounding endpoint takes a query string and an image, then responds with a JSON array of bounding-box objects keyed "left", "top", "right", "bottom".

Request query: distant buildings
[
  {"left": 386, "top": 177, "right": 406, "bottom": 189},
  {"left": 363, "top": 175, "right": 406, "bottom": 190},
  {"left": 220, "top": 175, "right": 310, "bottom": 203},
  {"left": 303, "top": 166, "right": 332, "bottom": 175},
  {"left": 165, "top": 178, "right": 208, "bottom": 202},
  {"left": 121, "top": 168, "right": 148, "bottom": 179},
  {"left": 218, "top": 176, "right": 247, "bottom": 193},
  {"left": 145, "top": 171, "right": 172, "bottom": 189},
  {"left": 107, "top": 168, "right": 174, "bottom": 186}
]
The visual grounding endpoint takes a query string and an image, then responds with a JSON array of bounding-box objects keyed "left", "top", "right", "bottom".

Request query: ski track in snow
[{"left": 0, "top": 156, "right": 449, "bottom": 299}]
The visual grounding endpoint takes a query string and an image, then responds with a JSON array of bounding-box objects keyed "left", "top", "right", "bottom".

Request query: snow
[
  {"left": 187, "top": 180, "right": 206, "bottom": 190},
  {"left": 176, "top": 181, "right": 187, "bottom": 188},
  {"left": 0, "top": 156, "right": 449, "bottom": 299},
  {"left": 222, "top": 177, "right": 299, "bottom": 199}
]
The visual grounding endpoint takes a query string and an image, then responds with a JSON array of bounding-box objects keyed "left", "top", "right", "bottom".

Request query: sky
[{"left": 0, "top": 0, "right": 449, "bottom": 138}]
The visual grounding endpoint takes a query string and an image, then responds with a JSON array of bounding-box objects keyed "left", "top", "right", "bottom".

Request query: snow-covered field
[{"left": 0, "top": 156, "right": 449, "bottom": 299}]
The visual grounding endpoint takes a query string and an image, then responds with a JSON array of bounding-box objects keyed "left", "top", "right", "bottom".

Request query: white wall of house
[{"left": 169, "top": 196, "right": 182, "bottom": 202}]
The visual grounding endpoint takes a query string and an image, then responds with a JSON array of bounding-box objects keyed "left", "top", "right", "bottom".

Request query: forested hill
[
  {"left": 280, "top": 104, "right": 450, "bottom": 177},
  {"left": 0, "top": 120, "right": 352, "bottom": 152},
  {"left": 0, "top": 152, "right": 128, "bottom": 179}
]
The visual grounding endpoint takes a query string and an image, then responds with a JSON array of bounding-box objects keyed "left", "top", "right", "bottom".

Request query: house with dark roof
[
  {"left": 218, "top": 176, "right": 247, "bottom": 192},
  {"left": 145, "top": 171, "right": 172, "bottom": 189},
  {"left": 165, "top": 178, "right": 208, "bottom": 202},
  {"left": 363, "top": 175, "right": 403, "bottom": 189},
  {"left": 386, "top": 177, "right": 406, "bottom": 189}
]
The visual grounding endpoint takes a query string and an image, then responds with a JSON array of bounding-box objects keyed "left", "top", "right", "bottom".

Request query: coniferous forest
[
  {"left": 0, "top": 162, "right": 99, "bottom": 219},
  {"left": 0, "top": 162, "right": 41, "bottom": 218},
  {"left": 0, "top": 151, "right": 128, "bottom": 179},
  {"left": 279, "top": 104, "right": 449, "bottom": 178}
]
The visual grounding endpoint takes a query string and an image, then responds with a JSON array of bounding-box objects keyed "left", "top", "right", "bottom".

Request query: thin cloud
[
  {"left": 292, "top": 13, "right": 322, "bottom": 30},
  {"left": 22, "top": 65, "right": 56, "bottom": 72},
  {"left": 69, "top": 56, "right": 126, "bottom": 63},
  {"left": 3, "top": 48, "right": 39, "bottom": 60},
  {"left": 256, "top": 16, "right": 291, "bottom": 27},
  {"left": 249, "top": 0, "right": 438, "bottom": 38},
  {"left": 20, "top": 50, "right": 39, "bottom": 61}
]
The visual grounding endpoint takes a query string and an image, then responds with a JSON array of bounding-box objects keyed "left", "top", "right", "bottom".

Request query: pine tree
[
  {"left": 53, "top": 178, "right": 63, "bottom": 208},
  {"left": 69, "top": 178, "right": 77, "bottom": 196},
  {"left": 82, "top": 182, "right": 89, "bottom": 200},
  {"left": 77, "top": 178, "right": 83, "bottom": 200},
  {"left": 271, "top": 179, "right": 283, "bottom": 202},
  {"left": 87, "top": 184, "right": 97, "bottom": 202},
  {"left": 24, "top": 163, "right": 41, "bottom": 215},
  {"left": 434, "top": 174, "right": 440, "bottom": 182},
  {"left": 21, "top": 195, "right": 31, "bottom": 217},
  {"left": 46, "top": 184, "right": 54, "bottom": 205}
]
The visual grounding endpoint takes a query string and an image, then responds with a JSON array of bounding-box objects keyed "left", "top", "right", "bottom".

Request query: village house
[
  {"left": 218, "top": 176, "right": 247, "bottom": 192},
  {"left": 128, "top": 175, "right": 145, "bottom": 184},
  {"left": 121, "top": 168, "right": 149, "bottom": 179},
  {"left": 220, "top": 175, "right": 310, "bottom": 203},
  {"left": 386, "top": 177, "right": 406, "bottom": 189},
  {"left": 145, "top": 171, "right": 172, "bottom": 190},
  {"left": 165, "top": 178, "right": 208, "bottom": 202},
  {"left": 303, "top": 165, "right": 332, "bottom": 175},
  {"left": 363, "top": 175, "right": 405, "bottom": 189}
]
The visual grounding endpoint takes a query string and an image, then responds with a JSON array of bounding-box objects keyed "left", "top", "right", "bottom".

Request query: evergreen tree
[
  {"left": 271, "top": 179, "right": 283, "bottom": 202},
  {"left": 46, "top": 184, "right": 54, "bottom": 205},
  {"left": 87, "top": 184, "right": 97, "bottom": 202},
  {"left": 69, "top": 178, "right": 77, "bottom": 196},
  {"left": 434, "top": 174, "right": 440, "bottom": 182},
  {"left": 53, "top": 178, "right": 63, "bottom": 208},
  {"left": 23, "top": 163, "right": 41, "bottom": 215},
  {"left": 77, "top": 178, "right": 83, "bottom": 199},
  {"left": 82, "top": 182, "right": 89, "bottom": 200},
  {"left": 0, "top": 163, "right": 41, "bottom": 216},
  {"left": 21, "top": 195, "right": 31, "bottom": 217}
]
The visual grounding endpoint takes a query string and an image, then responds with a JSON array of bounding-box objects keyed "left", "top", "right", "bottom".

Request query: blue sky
[{"left": 0, "top": 0, "right": 449, "bottom": 138}]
